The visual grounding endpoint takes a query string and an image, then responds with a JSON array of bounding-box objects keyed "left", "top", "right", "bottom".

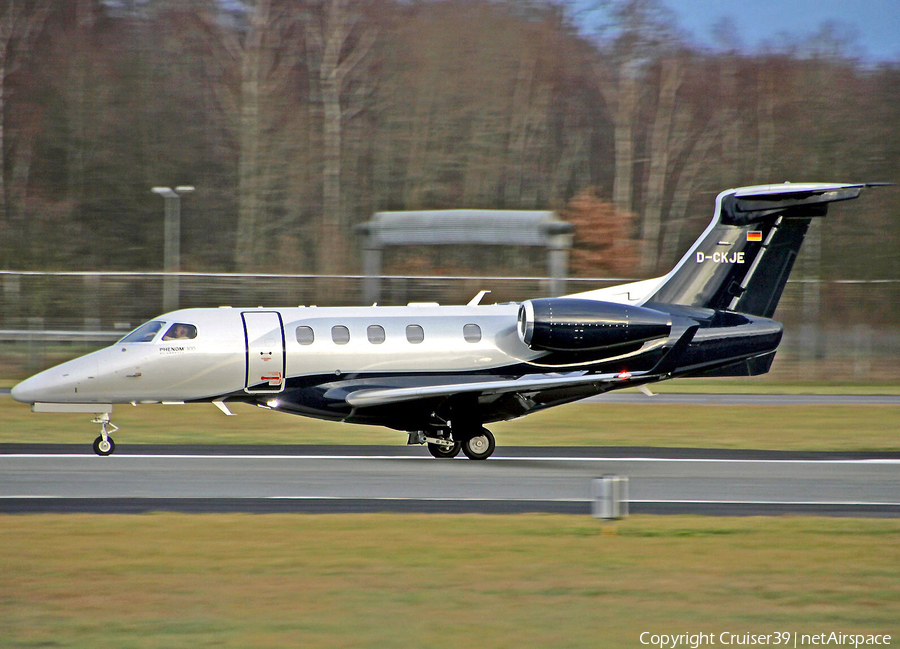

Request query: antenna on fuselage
[{"left": 467, "top": 290, "right": 491, "bottom": 306}]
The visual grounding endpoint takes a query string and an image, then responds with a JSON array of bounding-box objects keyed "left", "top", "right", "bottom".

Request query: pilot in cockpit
[{"left": 162, "top": 323, "right": 197, "bottom": 341}]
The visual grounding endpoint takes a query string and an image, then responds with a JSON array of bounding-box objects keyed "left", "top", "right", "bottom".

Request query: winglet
[{"left": 467, "top": 290, "right": 491, "bottom": 306}]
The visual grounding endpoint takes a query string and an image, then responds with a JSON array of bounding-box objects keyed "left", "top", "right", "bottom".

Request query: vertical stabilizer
[{"left": 645, "top": 183, "right": 868, "bottom": 317}]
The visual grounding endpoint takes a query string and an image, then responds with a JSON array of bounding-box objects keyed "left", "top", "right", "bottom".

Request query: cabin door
[{"left": 242, "top": 311, "right": 286, "bottom": 394}]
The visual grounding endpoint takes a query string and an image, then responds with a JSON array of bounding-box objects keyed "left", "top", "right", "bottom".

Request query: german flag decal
[{"left": 747, "top": 231, "right": 763, "bottom": 242}]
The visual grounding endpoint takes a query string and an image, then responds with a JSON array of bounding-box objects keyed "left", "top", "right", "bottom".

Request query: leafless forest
[{"left": 1, "top": 0, "right": 898, "bottom": 280}]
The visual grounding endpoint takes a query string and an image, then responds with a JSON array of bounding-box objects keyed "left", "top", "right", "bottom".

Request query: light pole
[{"left": 152, "top": 185, "right": 194, "bottom": 312}]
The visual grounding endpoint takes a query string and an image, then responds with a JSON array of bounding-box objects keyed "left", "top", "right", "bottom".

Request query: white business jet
[{"left": 11, "top": 183, "right": 882, "bottom": 459}]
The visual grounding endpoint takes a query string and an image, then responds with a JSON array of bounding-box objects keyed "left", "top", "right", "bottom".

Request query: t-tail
[
  {"left": 563, "top": 182, "right": 885, "bottom": 378},
  {"left": 644, "top": 182, "right": 877, "bottom": 317}
]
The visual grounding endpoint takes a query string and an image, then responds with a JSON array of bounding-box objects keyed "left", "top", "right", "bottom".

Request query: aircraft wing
[
  {"left": 338, "top": 322, "right": 700, "bottom": 408},
  {"left": 340, "top": 371, "right": 629, "bottom": 408}
]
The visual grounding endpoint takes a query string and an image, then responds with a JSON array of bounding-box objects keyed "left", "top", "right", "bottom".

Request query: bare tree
[
  {"left": 660, "top": 116, "right": 720, "bottom": 263},
  {"left": 303, "top": 0, "right": 376, "bottom": 275},
  {"left": 0, "top": 0, "right": 52, "bottom": 225},
  {"left": 592, "top": 0, "right": 679, "bottom": 223},
  {"left": 601, "top": 59, "right": 639, "bottom": 215},
  {"left": 504, "top": 17, "right": 556, "bottom": 208},
  {"left": 195, "top": 0, "right": 300, "bottom": 271},
  {"left": 640, "top": 56, "right": 684, "bottom": 272}
]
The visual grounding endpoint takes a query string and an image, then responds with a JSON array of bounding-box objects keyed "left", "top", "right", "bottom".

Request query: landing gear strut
[
  {"left": 428, "top": 438, "right": 461, "bottom": 459},
  {"left": 410, "top": 426, "right": 496, "bottom": 460},
  {"left": 91, "top": 413, "right": 118, "bottom": 456}
]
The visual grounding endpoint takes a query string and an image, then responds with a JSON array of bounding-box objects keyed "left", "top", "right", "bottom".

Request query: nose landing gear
[{"left": 91, "top": 413, "right": 118, "bottom": 456}]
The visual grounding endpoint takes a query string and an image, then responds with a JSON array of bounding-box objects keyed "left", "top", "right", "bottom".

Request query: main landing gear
[
  {"left": 412, "top": 427, "right": 496, "bottom": 461},
  {"left": 91, "top": 413, "right": 118, "bottom": 456},
  {"left": 428, "top": 438, "right": 461, "bottom": 459},
  {"left": 461, "top": 427, "right": 495, "bottom": 461}
]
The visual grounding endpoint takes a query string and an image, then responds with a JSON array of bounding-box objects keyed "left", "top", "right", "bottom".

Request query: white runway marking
[
  {"left": 3, "top": 495, "right": 899, "bottom": 507},
  {"left": 4, "top": 453, "right": 900, "bottom": 465},
  {"left": 630, "top": 499, "right": 900, "bottom": 506}
]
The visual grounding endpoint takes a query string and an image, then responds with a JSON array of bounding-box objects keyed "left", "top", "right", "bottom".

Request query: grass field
[
  {"left": 3, "top": 383, "right": 898, "bottom": 647},
  {"left": 2, "top": 389, "right": 898, "bottom": 450},
  {"left": 2, "top": 514, "right": 898, "bottom": 647}
]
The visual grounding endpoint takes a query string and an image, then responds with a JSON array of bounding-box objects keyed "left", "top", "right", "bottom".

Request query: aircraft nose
[
  {"left": 10, "top": 355, "right": 100, "bottom": 404},
  {"left": 10, "top": 375, "right": 44, "bottom": 403}
]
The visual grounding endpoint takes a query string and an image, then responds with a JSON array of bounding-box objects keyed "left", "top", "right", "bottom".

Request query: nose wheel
[
  {"left": 91, "top": 414, "right": 118, "bottom": 456},
  {"left": 92, "top": 435, "right": 116, "bottom": 456}
]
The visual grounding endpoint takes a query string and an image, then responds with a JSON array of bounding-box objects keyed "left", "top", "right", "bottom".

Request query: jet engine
[{"left": 517, "top": 298, "right": 672, "bottom": 352}]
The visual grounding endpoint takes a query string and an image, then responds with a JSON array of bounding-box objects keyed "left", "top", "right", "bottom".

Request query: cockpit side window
[
  {"left": 162, "top": 323, "right": 198, "bottom": 340},
  {"left": 120, "top": 320, "right": 165, "bottom": 343}
]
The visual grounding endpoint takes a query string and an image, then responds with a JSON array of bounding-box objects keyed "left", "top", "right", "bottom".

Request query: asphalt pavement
[{"left": 2, "top": 445, "right": 898, "bottom": 517}]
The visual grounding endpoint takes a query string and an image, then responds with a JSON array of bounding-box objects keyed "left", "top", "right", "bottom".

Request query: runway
[{"left": 2, "top": 445, "right": 899, "bottom": 517}]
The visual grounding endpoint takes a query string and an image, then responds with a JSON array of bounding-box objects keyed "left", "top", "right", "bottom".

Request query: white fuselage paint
[{"left": 11, "top": 303, "right": 546, "bottom": 404}]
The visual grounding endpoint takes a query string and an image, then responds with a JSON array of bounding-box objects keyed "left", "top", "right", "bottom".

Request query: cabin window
[
  {"left": 331, "top": 325, "right": 350, "bottom": 345},
  {"left": 406, "top": 324, "right": 424, "bottom": 344},
  {"left": 463, "top": 323, "right": 482, "bottom": 343},
  {"left": 367, "top": 325, "right": 386, "bottom": 344},
  {"left": 162, "top": 323, "right": 198, "bottom": 341},
  {"left": 120, "top": 320, "right": 165, "bottom": 343},
  {"left": 295, "top": 326, "right": 315, "bottom": 345}
]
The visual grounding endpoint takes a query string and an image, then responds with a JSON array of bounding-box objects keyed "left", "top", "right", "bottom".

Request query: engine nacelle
[{"left": 517, "top": 298, "right": 672, "bottom": 352}]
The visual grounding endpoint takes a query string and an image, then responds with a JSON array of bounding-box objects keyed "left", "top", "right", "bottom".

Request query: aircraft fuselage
[{"left": 12, "top": 182, "right": 879, "bottom": 459}]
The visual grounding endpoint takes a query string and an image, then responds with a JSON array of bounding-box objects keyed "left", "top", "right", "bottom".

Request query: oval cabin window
[
  {"left": 331, "top": 325, "right": 350, "bottom": 345},
  {"left": 463, "top": 324, "right": 482, "bottom": 343},
  {"left": 296, "top": 326, "right": 315, "bottom": 345},
  {"left": 367, "top": 325, "right": 386, "bottom": 344},
  {"left": 406, "top": 324, "right": 424, "bottom": 344}
]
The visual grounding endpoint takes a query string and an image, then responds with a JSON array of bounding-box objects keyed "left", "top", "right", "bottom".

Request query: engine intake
[{"left": 518, "top": 298, "right": 672, "bottom": 352}]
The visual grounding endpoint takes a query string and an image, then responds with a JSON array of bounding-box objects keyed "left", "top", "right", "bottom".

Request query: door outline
[{"left": 242, "top": 311, "right": 286, "bottom": 394}]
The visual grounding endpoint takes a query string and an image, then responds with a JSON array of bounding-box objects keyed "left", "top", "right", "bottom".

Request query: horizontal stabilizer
[{"left": 723, "top": 183, "right": 869, "bottom": 225}]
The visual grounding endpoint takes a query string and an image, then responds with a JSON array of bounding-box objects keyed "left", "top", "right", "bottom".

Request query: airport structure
[{"left": 356, "top": 210, "right": 574, "bottom": 303}]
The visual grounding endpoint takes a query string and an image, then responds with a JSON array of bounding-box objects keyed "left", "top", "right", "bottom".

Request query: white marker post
[{"left": 592, "top": 476, "right": 629, "bottom": 519}]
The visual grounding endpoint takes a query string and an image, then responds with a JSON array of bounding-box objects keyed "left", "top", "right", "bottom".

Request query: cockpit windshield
[
  {"left": 119, "top": 320, "right": 165, "bottom": 343},
  {"left": 162, "top": 323, "right": 197, "bottom": 340}
]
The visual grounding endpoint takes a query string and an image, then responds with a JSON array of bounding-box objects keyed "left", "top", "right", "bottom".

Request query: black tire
[
  {"left": 461, "top": 428, "right": 495, "bottom": 461},
  {"left": 92, "top": 435, "right": 115, "bottom": 457},
  {"left": 428, "top": 440, "right": 461, "bottom": 459}
]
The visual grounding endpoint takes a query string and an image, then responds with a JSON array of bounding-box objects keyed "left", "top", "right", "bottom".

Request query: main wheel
[
  {"left": 92, "top": 435, "right": 115, "bottom": 457},
  {"left": 461, "top": 428, "right": 495, "bottom": 461},
  {"left": 428, "top": 440, "right": 461, "bottom": 459}
]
